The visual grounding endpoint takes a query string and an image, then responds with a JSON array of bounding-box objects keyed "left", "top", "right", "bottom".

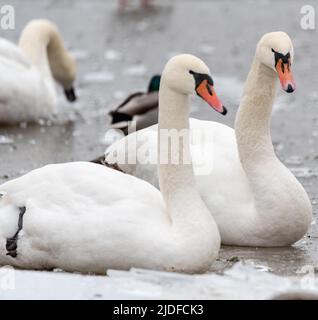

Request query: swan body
[
  {"left": 0, "top": 54, "right": 222, "bottom": 274},
  {"left": 0, "top": 19, "right": 76, "bottom": 124},
  {"left": 105, "top": 32, "right": 312, "bottom": 247},
  {"left": 0, "top": 162, "right": 172, "bottom": 273}
]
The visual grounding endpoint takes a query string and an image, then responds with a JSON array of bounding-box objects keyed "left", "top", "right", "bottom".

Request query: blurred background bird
[{"left": 109, "top": 74, "right": 160, "bottom": 135}]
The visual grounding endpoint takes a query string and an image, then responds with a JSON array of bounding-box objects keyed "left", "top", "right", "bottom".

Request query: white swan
[
  {"left": 105, "top": 32, "right": 312, "bottom": 247},
  {"left": 0, "top": 19, "right": 76, "bottom": 124},
  {"left": 0, "top": 54, "right": 223, "bottom": 274}
]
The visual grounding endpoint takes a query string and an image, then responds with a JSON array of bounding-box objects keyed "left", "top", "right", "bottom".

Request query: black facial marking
[
  {"left": 6, "top": 206, "right": 26, "bottom": 258},
  {"left": 64, "top": 87, "right": 77, "bottom": 102},
  {"left": 271, "top": 48, "right": 291, "bottom": 68},
  {"left": 189, "top": 70, "right": 214, "bottom": 89}
]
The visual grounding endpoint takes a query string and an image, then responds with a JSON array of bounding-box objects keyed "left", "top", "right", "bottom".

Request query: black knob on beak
[
  {"left": 286, "top": 84, "right": 294, "bottom": 93},
  {"left": 64, "top": 87, "right": 77, "bottom": 102}
]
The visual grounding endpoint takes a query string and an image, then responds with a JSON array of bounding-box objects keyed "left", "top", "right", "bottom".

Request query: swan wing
[
  {"left": 0, "top": 38, "right": 30, "bottom": 68},
  {"left": 105, "top": 118, "right": 254, "bottom": 220},
  {"left": 0, "top": 162, "right": 167, "bottom": 271}
]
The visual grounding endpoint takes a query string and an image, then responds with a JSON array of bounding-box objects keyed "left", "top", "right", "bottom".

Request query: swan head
[
  {"left": 19, "top": 19, "right": 77, "bottom": 102},
  {"left": 43, "top": 21, "right": 77, "bottom": 103},
  {"left": 162, "top": 54, "right": 227, "bottom": 115},
  {"left": 51, "top": 52, "right": 77, "bottom": 102},
  {"left": 256, "top": 32, "right": 295, "bottom": 93}
]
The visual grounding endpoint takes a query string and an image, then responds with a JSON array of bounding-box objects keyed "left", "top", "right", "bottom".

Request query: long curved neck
[
  {"left": 158, "top": 82, "right": 211, "bottom": 231},
  {"left": 235, "top": 57, "right": 283, "bottom": 216},
  {"left": 18, "top": 21, "right": 70, "bottom": 83},
  {"left": 233, "top": 56, "right": 312, "bottom": 242},
  {"left": 235, "top": 57, "right": 277, "bottom": 169}
]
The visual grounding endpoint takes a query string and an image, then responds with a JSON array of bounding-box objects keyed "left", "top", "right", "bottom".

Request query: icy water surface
[
  {"left": 0, "top": 0, "right": 318, "bottom": 298},
  {"left": 1, "top": 263, "right": 318, "bottom": 300}
]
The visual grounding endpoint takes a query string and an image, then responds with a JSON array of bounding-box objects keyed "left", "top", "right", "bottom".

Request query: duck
[
  {"left": 105, "top": 32, "right": 312, "bottom": 247},
  {"left": 109, "top": 75, "right": 160, "bottom": 135},
  {"left": 0, "top": 19, "right": 77, "bottom": 124},
  {"left": 0, "top": 54, "right": 224, "bottom": 274},
  {"left": 91, "top": 75, "right": 160, "bottom": 165}
]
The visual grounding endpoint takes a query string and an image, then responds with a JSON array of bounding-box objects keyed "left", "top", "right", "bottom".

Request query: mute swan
[
  {"left": 0, "top": 54, "right": 224, "bottom": 274},
  {"left": 105, "top": 32, "right": 312, "bottom": 247},
  {"left": 0, "top": 19, "right": 76, "bottom": 124}
]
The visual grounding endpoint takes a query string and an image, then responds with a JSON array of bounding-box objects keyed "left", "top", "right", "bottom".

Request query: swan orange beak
[
  {"left": 276, "top": 59, "right": 296, "bottom": 93},
  {"left": 196, "top": 80, "right": 227, "bottom": 115}
]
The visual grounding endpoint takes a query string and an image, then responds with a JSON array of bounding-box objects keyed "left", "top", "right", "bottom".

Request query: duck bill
[
  {"left": 276, "top": 61, "right": 296, "bottom": 93},
  {"left": 195, "top": 80, "right": 227, "bottom": 115}
]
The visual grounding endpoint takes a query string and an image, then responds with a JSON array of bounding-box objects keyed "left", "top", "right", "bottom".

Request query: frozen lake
[{"left": 0, "top": 0, "right": 318, "bottom": 299}]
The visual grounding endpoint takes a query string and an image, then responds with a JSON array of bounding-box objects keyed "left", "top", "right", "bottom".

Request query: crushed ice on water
[
  {"left": 28, "top": 140, "right": 36, "bottom": 145},
  {"left": 19, "top": 122, "right": 28, "bottom": 129},
  {"left": 104, "top": 50, "right": 123, "bottom": 61},
  {"left": 0, "top": 262, "right": 318, "bottom": 299},
  {"left": 113, "top": 90, "right": 126, "bottom": 100},
  {"left": 82, "top": 71, "right": 115, "bottom": 84},
  {"left": 244, "top": 260, "right": 273, "bottom": 272},
  {"left": 106, "top": 262, "right": 318, "bottom": 300},
  {"left": 285, "top": 155, "right": 303, "bottom": 166},
  {"left": 71, "top": 49, "right": 90, "bottom": 61},
  {"left": 124, "top": 65, "right": 147, "bottom": 77},
  {"left": 37, "top": 119, "right": 46, "bottom": 126},
  {"left": 0, "top": 135, "right": 14, "bottom": 144},
  {"left": 290, "top": 167, "right": 318, "bottom": 178},
  {"left": 136, "top": 21, "right": 149, "bottom": 32},
  {"left": 72, "top": 130, "right": 81, "bottom": 137},
  {"left": 198, "top": 44, "right": 215, "bottom": 55},
  {"left": 275, "top": 143, "right": 284, "bottom": 152}
]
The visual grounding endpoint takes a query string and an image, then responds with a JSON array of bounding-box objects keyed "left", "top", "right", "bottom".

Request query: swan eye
[{"left": 206, "top": 83, "right": 213, "bottom": 95}]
